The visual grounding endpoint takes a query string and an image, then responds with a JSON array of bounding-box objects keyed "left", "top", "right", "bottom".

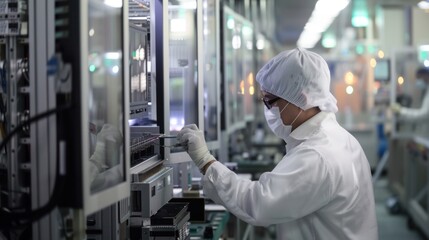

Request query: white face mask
[
  {"left": 264, "top": 103, "right": 302, "bottom": 140},
  {"left": 416, "top": 79, "right": 427, "bottom": 89}
]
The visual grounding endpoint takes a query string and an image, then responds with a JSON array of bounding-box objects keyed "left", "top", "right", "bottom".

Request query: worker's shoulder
[
  {"left": 287, "top": 144, "right": 328, "bottom": 166},
  {"left": 297, "top": 131, "right": 357, "bottom": 165}
]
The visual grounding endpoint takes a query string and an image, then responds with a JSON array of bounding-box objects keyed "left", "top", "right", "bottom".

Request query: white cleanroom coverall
[
  {"left": 202, "top": 112, "right": 378, "bottom": 240},
  {"left": 398, "top": 90, "right": 429, "bottom": 136},
  {"left": 399, "top": 90, "right": 429, "bottom": 121}
]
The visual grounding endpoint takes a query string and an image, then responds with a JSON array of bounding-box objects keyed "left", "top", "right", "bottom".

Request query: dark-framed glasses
[{"left": 261, "top": 96, "right": 281, "bottom": 109}]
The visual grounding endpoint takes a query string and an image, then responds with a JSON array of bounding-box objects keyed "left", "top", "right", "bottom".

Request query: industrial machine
[
  {"left": 0, "top": 0, "right": 231, "bottom": 239},
  {"left": 0, "top": 0, "right": 132, "bottom": 239},
  {"left": 85, "top": 1, "right": 180, "bottom": 239}
]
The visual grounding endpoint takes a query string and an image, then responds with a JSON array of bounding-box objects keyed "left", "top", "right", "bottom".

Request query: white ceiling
[{"left": 272, "top": 0, "right": 422, "bottom": 51}]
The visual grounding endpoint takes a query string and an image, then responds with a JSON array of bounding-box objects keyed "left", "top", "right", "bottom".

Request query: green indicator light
[
  {"left": 419, "top": 51, "right": 428, "bottom": 61},
  {"left": 355, "top": 44, "right": 365, "bottom": 55},
  {"left": 322, "top": 33, "right": 336, "bottom": 48},
  {"left": 352, "top": 15, "right": 369, "bottom": 27},
  {"left": 367, "top": 45, "right": 376, "bottom": 54},
  {"left": 89, "top": 65, "right": 96, "bottom": 72},
  {"left": 351, "top": 0, "right": 369, "bottom": 27}
]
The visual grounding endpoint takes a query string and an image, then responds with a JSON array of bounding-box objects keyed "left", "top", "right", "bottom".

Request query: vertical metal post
[
  {"left": 197, "top": 0, "right": 204, "bottom": 130},
  {"left": 153, "top": 0, "right": 170, "bottom": 160},
  {"left": 29, "top": 0, "right": 58, "bottom": 239},
  {"left": 215, "top": 0, "right": 221, "bottom": 150},
  {"left": 6, "top": 37, "right": 19, "bottom": 209},
  {"left": 390, "top": 50, "right": 397, "bottom": 137},
  {"left": 47, "top": 0, "right": 58, "bottom": 238}
]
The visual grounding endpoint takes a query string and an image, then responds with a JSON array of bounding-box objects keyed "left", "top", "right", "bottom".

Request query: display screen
[
  {"left": 374, "top": 59, "right": 390, "bottom": 81},
  {"left": 88, "top": 0, "right": 125, "bottom": 194},
  {"left": 129, "top": 26, "right": 148, "bottom": 104}
]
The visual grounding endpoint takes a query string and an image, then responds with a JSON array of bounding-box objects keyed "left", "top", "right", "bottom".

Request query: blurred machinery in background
[
  {"left": 386, "top": 47, "right": 429, "bottom": 238},
  {"left": 219, "top": 6, "right": 257, "bottom": 164},
  {"left": 404, "top": 136, "right": 429, "bottom": 237}
]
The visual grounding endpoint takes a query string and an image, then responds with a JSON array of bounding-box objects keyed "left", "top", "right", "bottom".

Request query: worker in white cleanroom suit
[
  {"left": 177, "top": 48, "right": 378, "bottom": 240},
  {"left": 391, "top": 67, "right": 429, "bottom": 136}
]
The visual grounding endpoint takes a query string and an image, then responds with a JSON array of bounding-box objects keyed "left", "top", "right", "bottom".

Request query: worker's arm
[
  {"left": 202, "top": 148, "right": 333, "bottom": 227},
  {"left": 399, "top": 91, "right": 429, "bottom": 121},
  {"left": 201, "top": 160, "right": 216, "bottom": 175}
]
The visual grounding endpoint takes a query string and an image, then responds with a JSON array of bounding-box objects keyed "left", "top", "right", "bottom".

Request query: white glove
[
  {"left": 90, "top": 124, "right": 123, "bottom": 172},
  {"left": 390, "top": 103, "right": 402, "bottom": 114},
  {"left": 177, "top": 124, "right": 215, "bottom": 170}
]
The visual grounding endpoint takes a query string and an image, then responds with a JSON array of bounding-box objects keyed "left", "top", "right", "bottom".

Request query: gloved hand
[
  {"left": 390, "top": 103, "right": 402, "bottom": 114},
  {"left": 177, "top": 124, "right": 215, "bottom": 170},
  {"left": 90, "top": 124, "right": 123, "bottom": 172}
]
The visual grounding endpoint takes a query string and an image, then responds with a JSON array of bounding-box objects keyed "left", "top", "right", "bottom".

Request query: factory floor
[
  {"left": 244, "top": 177, "right": 427, "bottom": 240},
  {"left": 374, "top": 177, "right": 425, "bottom": 240}
]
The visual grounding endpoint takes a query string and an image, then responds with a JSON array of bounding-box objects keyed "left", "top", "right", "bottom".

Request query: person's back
[{"left": 274, "top": 112, "right": 377, "bottom": 239}]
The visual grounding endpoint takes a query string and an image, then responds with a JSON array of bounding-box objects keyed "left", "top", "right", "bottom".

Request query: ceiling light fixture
[
  {"left": 297, "top": 0, "right": 350, "bottom": 49},
  {"left": 417, "top": 0, "right": 429, "bottom": 9},
  {"left": 104, "top": 0, "right": 123, "bottom": 8}
]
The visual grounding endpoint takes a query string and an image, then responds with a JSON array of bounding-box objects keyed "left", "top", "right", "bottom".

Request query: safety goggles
[{"left": 261, "top": 96, "right": 281, "bottom": 109}]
